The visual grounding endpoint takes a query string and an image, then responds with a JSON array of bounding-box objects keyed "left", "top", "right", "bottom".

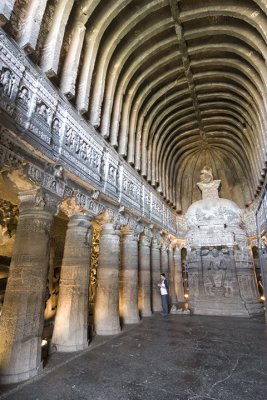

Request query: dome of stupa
[
  {"left": 185, "top": 166, "right": 241, "bottom": 229},
  {"left": 186, "top": 197, "right": 241, "bottom": 229}
]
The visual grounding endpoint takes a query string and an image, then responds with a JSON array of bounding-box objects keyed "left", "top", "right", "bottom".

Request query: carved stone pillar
[
  {"left": 173, "top": 246, "right": 184, "bottom": 302},
  {"left": 138, "top": 232, "right": 152, "bottom": 317},
  {"left": 0, "top": 189, "right": 56, "bottom": 384},
  {"left": 161, "top": 242, "right": 169, "bottom": 275},
  {"left": 51, "top": 198, "right": 93, "bottom": 352},
  {"left": 119, "top": 228, "right": 140, "bottom": 324},
  {"left": 168, "top": 245, "right": 178, "bottom": 306},
  {"left": 94, "top": 213, "right": 121, "bottom": 335},
  {"left": 151, "top": 237, "right": 162, "bottom": 312}
]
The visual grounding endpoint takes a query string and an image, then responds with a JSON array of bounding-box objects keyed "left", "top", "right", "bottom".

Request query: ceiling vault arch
[{"left": 2, "top": 0, "right": 267, "bottom": 213}]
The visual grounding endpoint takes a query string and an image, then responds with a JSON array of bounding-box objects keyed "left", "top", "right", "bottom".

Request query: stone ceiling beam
[
  {"left": 120, "top": 69, "right": 187, "bottom": 163},
  {"left": 99, "top": 19, "right": 174, "bottom": 139},
  {"left": 186, "top": 25, "right": 267, "bottom": 60},
  {"left": 88, "top": 0, "right": 166, "bottom": 128},
  {"left": 180, "top": 3, "right": 267, "bottom": 41},
  {"left": 40, "top": 0, "right": 74, "bottom": 78},
  {"left": 141, "top": 90, "right": 196, "bottom": 178},
  {"left": 168, "top": 0, "right": 206, "bottom": 142},
  {"left": 110, "top": 41, "right": 179, "bottom": 149},
  {"left": 0, "top": 1, "right": 16, "bottom": 26},
  {"left": 128, "top": 67, "right": 186, "bottom": 167},
  {"left": 17, "top": 0, "right": 48, "bottom": 54},
  {"left": 76, "top": 0, "right": 133, "bottom": 114}
]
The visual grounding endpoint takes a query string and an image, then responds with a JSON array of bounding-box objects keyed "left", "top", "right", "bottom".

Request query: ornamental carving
[
  {"left": 0, "top": 199, "right": 18, "bottom": 244},
  {"left": 0, "top": 30, "right": 194, "bottom": 237},
  {"left": 16, "top": 85, "right": 30, "bottom": 107},
  {"left": 89, "top": 226, "right": 100, "bottom": 315},
  {"left": 0, "top": 67, "right": 15, "bottom": 97}
]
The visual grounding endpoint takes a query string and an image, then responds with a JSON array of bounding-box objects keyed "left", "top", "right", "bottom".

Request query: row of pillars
[{"left": 0, "top": 190, "right": 184, "bottom": 384}]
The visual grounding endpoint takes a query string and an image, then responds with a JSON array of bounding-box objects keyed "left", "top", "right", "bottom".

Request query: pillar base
[
  {"left": 96, "top": 327, "right": 121, "bottom": 336},
  {"left": 52, "top": 342, "right": 88, "bottom": 353},
  {"left": 124, "top": 316, "right": 140, "bottom": 324},
  {"left": 0, "top": 363, "right": 42, "bottom": 384},
  {"left": 141, "top": 310, "right": 152, "bottom": 317}
]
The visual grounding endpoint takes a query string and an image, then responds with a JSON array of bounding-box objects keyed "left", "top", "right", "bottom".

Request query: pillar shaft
[
  {"left": 151, "top": 239, "right": 162, "bottom": 312},
  {"left": 173, "top": 247, "right": 184, "bottom": 302},
  {"left": 138, "top": 234, "right": 152, "bottom": 317},
  {"left": 51, "top": 214, "right": 92, "bottom": 352},
  {"left": 0, "top": 191, "right": 54, "bottom": 384},
  {"left": 120, "top": 230, "right": 140, "bottom": 324},
  {"left": 94, "top": 222, "right": 121, "bottom": 335},
  {"left": 168, "top": 246, "right": 178, "bottom": 306},
  {"left": 161, "top": 244, "right": 169, "bottom": 275}
]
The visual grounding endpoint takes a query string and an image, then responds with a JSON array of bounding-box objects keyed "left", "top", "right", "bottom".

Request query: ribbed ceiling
[{"left": 4, "top": 0, "right": 267, "bottom": 212}]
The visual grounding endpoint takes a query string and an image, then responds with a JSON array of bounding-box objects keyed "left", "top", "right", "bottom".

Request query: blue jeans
[{"left": 161, "top": 294, "right": 169, "bottom": 315}]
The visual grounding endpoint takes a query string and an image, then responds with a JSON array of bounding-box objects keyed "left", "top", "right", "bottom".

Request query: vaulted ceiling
[{"left": 3, "top": 0, "right": 267, "bottom": 212}]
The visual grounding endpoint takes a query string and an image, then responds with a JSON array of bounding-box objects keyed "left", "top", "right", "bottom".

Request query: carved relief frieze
[
  {"left": 151, "top": 194, "right": 163, "bottom": 225},
  {"left": 188, "top": 273, "right": 199, "bottom": 298},
  {"left": 104, "top": 156, "right": 120, "bottom": 198},
  {"left": 120, "top": 166, "right": 141, "bottom": 212},
  {"left": 141, "top": 186, "right": 151, "bottom": 219},
  {"left": 13, "top": 71, "right": 35, "bottom": 130},
  {"left": 241, "top": 208, "right": 257, "bottom": 237},
  {"left": 238, "top": 274, "right": 258, "bottom": 300},
  {"left": 99, "top": 147, "right": 108, "bottom": 183},
  {"left": 75, "top": 191, "right": 105, "bottom": 218},
  {"left": 0, "top": 29, "right": 186, "bottom": 238},
  {"left": 62, "top": 117, "right": 102, "bottom": 184},
  {"left": 0, "top": 142, "right": 23, "bottom": 168}
]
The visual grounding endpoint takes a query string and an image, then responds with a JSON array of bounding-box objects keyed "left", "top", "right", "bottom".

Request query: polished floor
[{"left": 0, "top": 313, "right": 267, "bottom": 400}]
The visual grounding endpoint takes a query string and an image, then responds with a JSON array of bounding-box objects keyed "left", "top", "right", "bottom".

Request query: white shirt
[{"left": 160, "top": 279, "right": 168, "bottom": 295}]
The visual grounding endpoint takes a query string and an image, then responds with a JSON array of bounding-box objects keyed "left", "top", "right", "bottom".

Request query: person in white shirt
[{"left": 158, "top": 273, "right": 169, "bottom": 316}]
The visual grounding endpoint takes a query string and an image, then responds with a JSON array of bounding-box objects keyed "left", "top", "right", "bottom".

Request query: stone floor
[{"left": 0, "top": 313, "right": 267, "bottom": 400}]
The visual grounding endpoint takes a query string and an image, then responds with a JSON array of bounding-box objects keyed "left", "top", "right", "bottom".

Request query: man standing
[{"left": 158, "top": 273, "right": 169, "bottom": 316}]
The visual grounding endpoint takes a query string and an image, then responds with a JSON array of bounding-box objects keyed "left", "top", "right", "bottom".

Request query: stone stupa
[{"left": 185, "top": 167, "right": 262, "bottom": 317}]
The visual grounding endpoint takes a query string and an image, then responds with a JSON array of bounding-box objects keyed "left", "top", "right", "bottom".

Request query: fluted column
[
  {"left": 173, "top": 246, "right": 184, "bottom": 302},
  {"left": 0, "top": 189, "right": 57, "bottom": 384},
  {"left": 151, "top": 237, "right": 162, "bottom": 312},
  {"left": 51, "top": 198, "right": 93, "bottom": 352},
  {"left": 138, "top": 231, "right": 152, "bottom": 317},
  {"left": 119, "top": 227, "right": 140, "bottom": 324},
  {"left": 94, "top": 213, "right": 121, "bottom": 335},
  {"left": 168, "top": 244, "right": 178, "bottom": 306}
]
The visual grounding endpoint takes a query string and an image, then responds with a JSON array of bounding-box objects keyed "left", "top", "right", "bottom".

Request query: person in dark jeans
[{"left": 158, "top": 273, "right": 169, "bottom": 316}]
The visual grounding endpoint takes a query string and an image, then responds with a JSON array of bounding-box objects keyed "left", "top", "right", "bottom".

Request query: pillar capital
[
  {"left": 139, "top": 227, "right": 153, "bottom": 247},
  {"left": 170, "top": 238, "right": 186, "bottom": 250},
  {"left": 18, "top": 188, "right": 60, "bottom": 215},
  {"left": 161, "top": 240, "right": 170, "bottom": 253},
  {"left": 60, "top": 196, "right": 91, "bottom": 219},
  {"left": 152, "top": 235, "right": 161, "bottom": 249},
  {"left": 97, "top": 208, "right": 128, "bottom": 229},
  {"left": 2, "top": 163, "right": 39, "bottom": 194},
  {"left": 139, "top": 233, "right": 152, "bottom": 247},
  {"left": 121, "top": 218, "right": 143, "bottom": 241}
]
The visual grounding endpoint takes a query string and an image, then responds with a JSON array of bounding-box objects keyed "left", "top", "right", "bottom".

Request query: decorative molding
[{"left": 0, "top": 28, "right": 181, "bottom": 237}]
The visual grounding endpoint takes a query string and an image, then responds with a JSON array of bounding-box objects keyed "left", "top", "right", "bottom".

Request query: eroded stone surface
[{"left": 186, "top": 169, "right": 262, "bottom": 317}]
